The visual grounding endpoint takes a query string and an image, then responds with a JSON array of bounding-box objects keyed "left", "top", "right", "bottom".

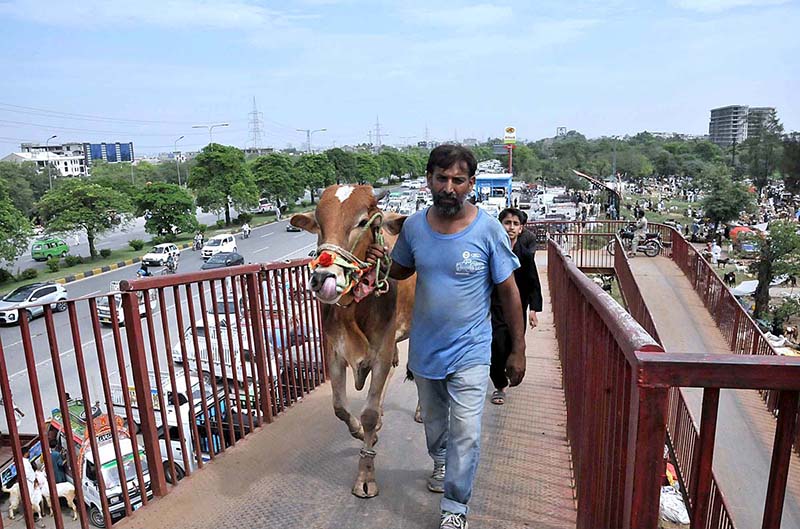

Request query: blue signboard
[{"left": 119, "top": 143, "right": 132, "bottom": 162}]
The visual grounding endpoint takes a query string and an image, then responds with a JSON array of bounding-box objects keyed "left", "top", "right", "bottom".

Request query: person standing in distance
[
  {"left": 367, "top": 145, "right": 526, "bottom": 529},
  {"left": 490, "top": 208, "right": 542, "bottom": 405}
]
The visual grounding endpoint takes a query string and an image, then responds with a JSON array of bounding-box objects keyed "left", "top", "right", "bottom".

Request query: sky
[{"left": 0, "top": 0, "right": 797, "bottom": 155}]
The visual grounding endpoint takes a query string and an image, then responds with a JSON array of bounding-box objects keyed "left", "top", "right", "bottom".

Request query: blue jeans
[{"left": 414, "top": 364, "right": 490, "bottom": 515}]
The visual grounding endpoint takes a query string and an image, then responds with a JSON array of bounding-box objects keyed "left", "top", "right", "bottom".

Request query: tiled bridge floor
[{"left": 117, "top": 262, "right": 576, "bottom": 529}]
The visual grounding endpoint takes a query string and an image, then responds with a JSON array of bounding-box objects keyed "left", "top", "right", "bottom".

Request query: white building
[{"left": 1, "top": 151, "right": 86, "bottom": 177}]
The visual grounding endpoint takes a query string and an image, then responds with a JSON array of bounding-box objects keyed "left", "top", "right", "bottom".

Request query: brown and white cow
[{"left": 290, "top": 184, "right": 416, "bottom": 498}]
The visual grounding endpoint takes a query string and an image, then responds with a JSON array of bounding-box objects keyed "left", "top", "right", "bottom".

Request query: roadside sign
[{"left": 504, "top": 126, "right": 516, "bottom": 145}]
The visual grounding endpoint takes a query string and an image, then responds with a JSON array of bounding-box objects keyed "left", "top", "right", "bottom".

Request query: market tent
[
  {"left": 730, "top": 226, "right": 755, "bottom": 241},
  {"left": 731, "top": 280, "right": 758, "bottom": 296}
]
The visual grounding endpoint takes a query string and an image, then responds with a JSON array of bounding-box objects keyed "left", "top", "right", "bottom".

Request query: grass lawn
[{"left": 0, "top": 204, "right": 315, "bottom": 295}]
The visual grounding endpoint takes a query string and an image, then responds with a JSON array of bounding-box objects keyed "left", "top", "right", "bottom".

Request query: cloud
[
  {"left": 0, "top": 0, "right": 295, "bottom": 30},
  {"left": 671, "top": 0, "right": 790, "bottom": 13},
  {"left": 403, "top": 3, "right": 515, "bottom": 30}
]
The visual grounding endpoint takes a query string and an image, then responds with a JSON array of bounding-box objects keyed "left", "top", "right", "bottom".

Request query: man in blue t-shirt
[{"left": 368, "top": 145, "right": 526, "bottom": 529}]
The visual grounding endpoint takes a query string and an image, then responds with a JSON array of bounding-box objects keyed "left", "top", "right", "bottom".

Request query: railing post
[
  {"left": 246, "top": 271, "right": 275, "bottom": 423},
  {"left": 623, "top": 378, "right": 669, "bottom": 529},
  {"left": 690, "top": 388, "right": 720, "bottom": 528},
  {"left": 762, "top": 390, "right": 800, "bottom": 529},
  {"left": 122, "top": 290, "right": 168, "bottom": 497}
]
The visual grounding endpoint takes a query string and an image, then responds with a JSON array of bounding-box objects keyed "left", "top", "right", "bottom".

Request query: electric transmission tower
[{"left": 248, "top": 96, "right": 264, "bottom": 150}]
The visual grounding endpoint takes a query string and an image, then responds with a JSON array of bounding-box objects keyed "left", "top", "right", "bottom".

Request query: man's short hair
[
  {"left": 426, "top": 145, "right": 477, "bottom": 177},
  {"left": 499, "top": 207, "right": 528, "bottom": 224}
]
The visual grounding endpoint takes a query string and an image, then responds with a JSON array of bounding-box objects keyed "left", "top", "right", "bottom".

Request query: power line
[
  {"left": 0, "top": 102, "right": 211, "bottom": 125},
  {"left": 0, "top": 118, "right": 237, "bottom": 137}
]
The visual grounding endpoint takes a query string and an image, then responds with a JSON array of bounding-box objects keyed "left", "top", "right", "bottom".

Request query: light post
[
  {"left": 174, "top": 135, "right": 184, "bottom": 186},
  {"left": 296, "top": 128, "right": 327, "bottom": 154},
  {"left": 45, "top": 135, "right": 57, "bottom": 190},
  {"left": 192, "top": 123, "right": 229, "bottom": 145}
]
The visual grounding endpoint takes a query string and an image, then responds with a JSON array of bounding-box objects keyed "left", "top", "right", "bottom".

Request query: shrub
[
  {"left": 16, "top": 268, "right": 38, "bottom": 281},
  {"left": 0, "top": 269, "right": 13, "bottom": 284},
  {"left": 46, "top": 257, "right": 60, "bottom": 272},
  {"left": 215, "top": 219, "right": 226, "bottom": 229},
  {"left": 196, "top": 223, "right": 208, "bottom": 234},
  {"left": 129, "top": 239, "right": 145, "bottom": 251},
  {"left": 64, "top": 255, "right": 83, "bottom": 267},
  {"left": 100, "top": 249, "right": 112, "bottom": 258},
  {"left": 236, "top": 212, "right": 253, "bottom": 224}
]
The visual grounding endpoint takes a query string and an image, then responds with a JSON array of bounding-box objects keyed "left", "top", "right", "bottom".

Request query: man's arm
[
  {"left": 366, "top": 245, "right": 415, "bottom": 280},
  {"left": 388, "top": 260, "right": 415, "bottom": 280},
  {"left": 496, "top": 275, "right": 526, "bottom": 386}
]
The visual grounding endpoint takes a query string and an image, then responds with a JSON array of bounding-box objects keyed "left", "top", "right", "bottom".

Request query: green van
[{"left": 31, "top": 237, "right": 70, "bottom": 261}]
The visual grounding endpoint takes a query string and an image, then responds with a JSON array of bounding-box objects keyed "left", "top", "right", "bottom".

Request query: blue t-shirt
[{"left": 392, "top": 207, "right": 520, "bottom": 379}]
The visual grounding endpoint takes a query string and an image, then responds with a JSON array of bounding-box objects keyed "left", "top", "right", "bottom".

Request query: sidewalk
[
  {"left": 630, "top": 256, "right": 800, "bottom": 529},
  {"left": 115, "top": 260, "right": 577, "bottom": 529}
]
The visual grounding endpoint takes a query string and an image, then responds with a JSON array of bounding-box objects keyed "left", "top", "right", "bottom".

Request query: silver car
[{"left": 0, "top": 282, "right": 69, "bottom": 324}]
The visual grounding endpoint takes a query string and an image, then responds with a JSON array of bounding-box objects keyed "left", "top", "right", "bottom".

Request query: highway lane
[{"left": 1, "top": 219, "right": 317, "bottom": 432}]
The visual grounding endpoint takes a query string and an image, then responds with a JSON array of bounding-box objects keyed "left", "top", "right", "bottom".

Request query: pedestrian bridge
[{"left": 1, "top": 222, "right": 799, "bottom": 529}]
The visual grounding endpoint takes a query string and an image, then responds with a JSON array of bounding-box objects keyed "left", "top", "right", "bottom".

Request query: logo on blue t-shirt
[{"left": 455, "top": 250, "right": 486, "bottom": 275}]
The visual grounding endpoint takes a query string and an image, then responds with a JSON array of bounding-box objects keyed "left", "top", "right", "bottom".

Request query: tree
[
  {"left": 325, "top": 148, "right": 358, "bottom": 184},
  {"left": 188, "top": 144, "right": 258, "bottom": 225},
  {"left": 750, "top": 221, "right": 800, "bottom": 319},
  {"left": 37, "top": 179, "right": 134, "bottom": 258},
  {"left": 135, "top": 182, "right": 197, "bottom": 239},
  {"left": 699, "top": 165, "right": 755, "bottom": 232},
  {"left": 740, "top": 113, "right": 784, "bottom": 195},
  {"left": 0, "top": 162, "right": 39, "bottom": 218},
  {"left": 377, "top": 149, "right": 407, "bottom": 180},
  {"left": 293, "top": 154, "right": 335, "bottom": 203},
  {"left": 0, "top": 179, "right": 33, "bottom": 262},
  {"left": 781, "top": 136, "right": 800, "bottom": 194},
  {"left": 251, "top": 153, "right": 303, "bottom": 208},
  {"left": 354, "top": 153, "right": 381, "bottom": 185},
  {"left": 498, "top": 144, "right": 540, "bottom": 182}
]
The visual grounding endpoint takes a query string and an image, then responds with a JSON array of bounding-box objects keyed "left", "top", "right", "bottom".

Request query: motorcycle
[
  {"left": 193, "top": 237, "right": 204, "bottom": 251},
  {"left": 606, "top": 224, "right": 663, "bottom": 257},
  {"left": 162, "top": 259, "right": 178, "bottom": 275},
  {"left": 241, "top": 227, "right": 251, "bottom": 239}
]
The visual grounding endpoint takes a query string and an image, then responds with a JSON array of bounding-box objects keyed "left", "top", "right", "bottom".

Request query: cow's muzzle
[{"left": 309, "top": 269, "right": 343, "bottom": 304}]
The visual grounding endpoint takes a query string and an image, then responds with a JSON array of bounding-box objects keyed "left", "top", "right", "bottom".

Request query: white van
[{"left": 201, "top": 234, "right": 237, "bottom": 260}]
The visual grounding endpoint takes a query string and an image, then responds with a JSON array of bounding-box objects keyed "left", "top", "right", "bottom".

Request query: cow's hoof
[
  {"left": 350, "top": 425, "right": 365, "bottom": 441},
  {"left": 352, "top": 479, "right": 379, "bottom": 498},
  {"left": 414, "top": 408, "right": 423, "bottom": 424}
]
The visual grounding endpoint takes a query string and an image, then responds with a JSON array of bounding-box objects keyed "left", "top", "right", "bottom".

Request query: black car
[
  {"left": 285, "top": 223, "right": 301, "bottom": 232},
  {"left": 200, "top": 252, "right": 245, "bottom": 270}
]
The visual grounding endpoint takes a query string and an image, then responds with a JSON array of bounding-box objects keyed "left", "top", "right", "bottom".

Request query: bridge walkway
[
  {"left": 116, "top": 259, "right": 577, "bottom": 529},
  {"left": 630, "top": 255, "right": 800, "bottom": 529}
]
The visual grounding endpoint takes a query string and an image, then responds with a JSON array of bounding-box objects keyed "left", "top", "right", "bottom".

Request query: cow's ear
[
  {"left": 382, "top": 212, "right": 407, "bottom": 235},
  {"left": 290, "top": 213, "right": 319, "bottom": 234}
]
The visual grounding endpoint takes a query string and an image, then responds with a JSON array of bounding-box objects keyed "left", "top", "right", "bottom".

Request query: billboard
[
  {"left": 503, "top": 127, "right": 516, "bottom": 145},
  {"left": 84, "top": 142, "right": 135, "bottom": 164}
]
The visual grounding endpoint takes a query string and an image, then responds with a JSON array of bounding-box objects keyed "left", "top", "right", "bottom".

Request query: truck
[
  {"left": 473, "top": 174, "right": 512, "bottom": 209},
  {"left": 1, "top": 398, "right": 152, "bottom": 528},
  {"left": 96, "top": 281, "right": 158, "bottom": 326},
  {"left": 111, "top": 372, "right": 254, "bottom": 484}
]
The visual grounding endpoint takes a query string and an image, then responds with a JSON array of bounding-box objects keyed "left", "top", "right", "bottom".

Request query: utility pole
[
  {"left": 45, "top": 135, "right": 57, "bottom": 190},
  {"left": 192, "top": 123, "right": 229, "bottom": 145},
  {"left": 248, "top": 97, "right": 263, "bottom": 150},
  {"left": 424, "top": 124, "right": 429, "bottom": 147},
  {"left": 368, "top": 130, "right": 373, "bottom": 146},
  {"left": 731, "top": 137, "right": 737, "bottom": 167},
  {"left": 373, "top": 116, "right": 388, "bottom": 151},
  {"left": 174, "top": 135, "right": 184, "bottom": 186},
  {"left": 296, "top": 128, "right": 327, "bottom": 154}
]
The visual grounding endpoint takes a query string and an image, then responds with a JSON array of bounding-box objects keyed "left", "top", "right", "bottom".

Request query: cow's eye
[{"left": 357, "top": 218, "right": 369, "bottom": 228}]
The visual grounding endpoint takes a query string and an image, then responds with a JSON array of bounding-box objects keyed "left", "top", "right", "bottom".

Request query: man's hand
[
  {"left": 529, "top": 311, "right": 538, "bottom": 329},
  {"left": 365, "top": 243, "right": 388, "bottom": 265},
  {"left": 505, "top": 351, "right": 526, "bottom": 387}
]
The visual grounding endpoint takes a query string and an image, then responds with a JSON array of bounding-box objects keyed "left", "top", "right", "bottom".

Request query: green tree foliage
[
  {"left": 293, "top": 154, "right": 335, "bottom": 203},
  {"left": 781, "top": 136, "right": 800, "bottom": 194},
  {"left": 498, "top": 144, "right": 540, "bottom": 182},
  {"left": 750, "top": 221, "right": 800, "bottom": 319},
  {"left": 188, "top": 144, "right": 258, "bottom": 225},
  {"left": 0, "top": 161, "right": 45, "bottom": 218},
  {"left": 0, "top": 179, "right": 33, "bottom": 261},
  {"left": 37, "top": 179, "right": 133, "bottom": 258},
  {"left": 251, "top": 153, "right": 303, "bottom": 207},
  {"left": 699, "top": 165, "right": 755, "bottom": 231},
  {"left": 377, "top": 148, "right": 408, "bottom": 179},
  {"left": 740, "top": 113, "right": 784, "bottom": 195},
  {"left": 325, "top": 148, "right": 358, "bottom": 184},
  {"left": 135, "top": 182, "right": 197, "bottom": 238},
  {"left": 354, "top": 153, "right": 381, "bottom": 185}
]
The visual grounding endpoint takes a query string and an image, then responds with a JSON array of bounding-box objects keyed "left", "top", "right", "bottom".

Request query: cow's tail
[{"left": 405, "top": 367, "right": 414, "bottom": 381}]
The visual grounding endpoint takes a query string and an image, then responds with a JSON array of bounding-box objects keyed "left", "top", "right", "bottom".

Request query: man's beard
[{"left": 432, "top": 191, "right": 464, "bottom": 217}]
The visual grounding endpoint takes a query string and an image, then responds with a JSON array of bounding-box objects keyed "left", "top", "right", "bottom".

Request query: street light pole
[
  {"left": 174, "top": 135, "right": 185, "bottom": 186},
  {"left": 192, "top": 123, "right": 229, "bottom": 145},
  {"left": 296, "top": 128, "right": 327, "bottom": 154},
  {"left": 45, "top": 135, "right": 57, "bottom": 190}
]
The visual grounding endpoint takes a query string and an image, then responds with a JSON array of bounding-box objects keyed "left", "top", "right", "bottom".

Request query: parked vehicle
[
  {"left": 606, "top": 225, "right": 663, "bottom": 257},
  {"left": 96, "top": 281, "right": 158, "bottom": 326},
  {"left": 141, "top": 243, "right": 180, "bottom": 267},
  {"left": 201, "top": 234, "right": 237, "bottom": 259},
  {"left": 200, "top": 252, "right": 245, "bottom": 270},
  {"left": 31, "top": 237, "right": 69, "bottom": 261},
  {"left": 0, "top": 282, "right": 68, "bottom": 325},
  {"left": 285, "top": 223, "right": 302, "bottom": 232}
]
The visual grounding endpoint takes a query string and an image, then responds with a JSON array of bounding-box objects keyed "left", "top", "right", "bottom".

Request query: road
[
  {"left": 0, "top": 218, "right": 317, "bottom": 433},
  {"left": 7, "top": 208, "right": 226, "bottom": 274}
]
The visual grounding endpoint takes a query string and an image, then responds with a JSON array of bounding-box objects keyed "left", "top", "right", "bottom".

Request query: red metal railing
[
  {"left": 0, "top": 258, "right": 325, "bottom": 529},
  {"left": 548, "top": 237, "right": 800, "bottom": 529}
]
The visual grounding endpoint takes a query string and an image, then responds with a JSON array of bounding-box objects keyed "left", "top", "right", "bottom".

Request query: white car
[
  {"left": 201, "top": 234, "right": 237, "bottom": 259},
  {"left": 0, "top": 282, "right": 68, "bottom": 324},
  {"left": 141, "top": 243, "right": 180, "bottom": 266}
]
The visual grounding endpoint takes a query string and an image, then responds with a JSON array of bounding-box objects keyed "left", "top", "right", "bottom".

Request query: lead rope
[{"left": 346, "top": 211, "right": 392, "bottom": 297}]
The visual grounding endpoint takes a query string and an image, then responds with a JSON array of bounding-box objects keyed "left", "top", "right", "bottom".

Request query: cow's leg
[
  {"left": 330, "top": 356, "right": 364, "bottom": 440},
  {"left": 352, "top": 360, "right": 391, "bottom": 498}
]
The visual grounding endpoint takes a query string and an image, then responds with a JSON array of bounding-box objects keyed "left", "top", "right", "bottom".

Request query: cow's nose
[{"left": 310, "top": 270, "right": 335, "bottom": 292}]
